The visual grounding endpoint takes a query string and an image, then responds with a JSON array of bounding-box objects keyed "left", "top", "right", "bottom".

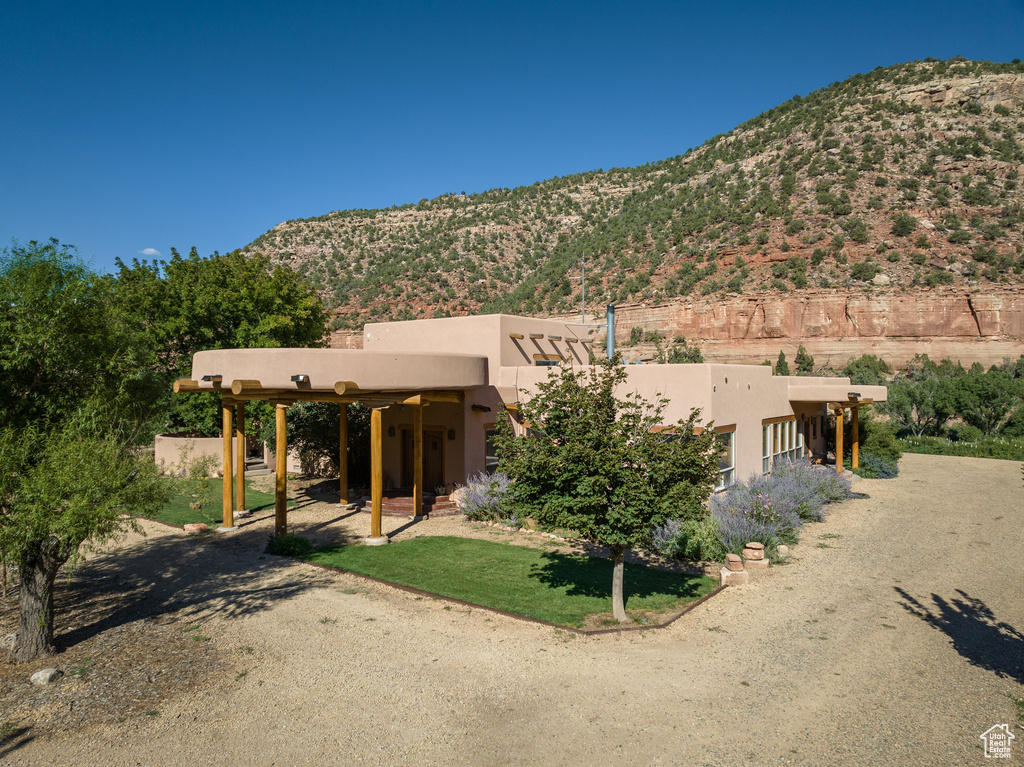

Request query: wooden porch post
[
  {"left": 368, "top": 407, "right": 386, "bottom": 542},
  {"left": 222, "top": 400, "right": 234, "bottom": 529},
  {"left": 851, "top": 405, "right": 860, "bottom": 470},
  {"left": 413, "top": 404, "right": 423, "bottom": 518},
  {"left": 339, "top": 403, "right": 349, "bottom": 506},
  {"left": 834, "top": 406, "right": 844, "bottom": 475},
  {"left": 235, "top": 400, "right": 246, "bottom": 514},
  {"left": 275, "top": 403, "right": 289, "bottom": 536}
]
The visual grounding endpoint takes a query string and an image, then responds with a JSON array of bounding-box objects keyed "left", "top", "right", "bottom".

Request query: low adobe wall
[
  {"left": 155, "top": 434, "right": 305, "bottom": 476},
  {"left": 155, "top": 434, "right": 242, "bottom": 476}
]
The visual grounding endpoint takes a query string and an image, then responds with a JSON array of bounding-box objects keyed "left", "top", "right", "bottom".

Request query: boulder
[{"left": 30, "top": 668, "right": 63, "bottom": 686}]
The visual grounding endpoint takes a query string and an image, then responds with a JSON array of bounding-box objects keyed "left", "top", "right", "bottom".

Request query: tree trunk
[
  {"left": 610, "top": 546, "right": 628, "bottom": 623},
  {"left": 12, "top": 543, "right": 63, "bottom": 663}
]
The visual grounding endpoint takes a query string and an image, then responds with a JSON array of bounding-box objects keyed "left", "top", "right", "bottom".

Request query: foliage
[
  {"left": 648, "top": 517, "right": 724, "bottom": 562},
  {"left": 176, "top": 446, "right": 219, "bottom": 521},
  {"left": 457, "top": 472, "right": 514, "bottom": 523},
  {"left": 0, "top": 241, "right": 172, "bottom": 661},
  {"left": 899, "top": 435, "right": 1024, "bottom": 461},
  {"left": 663, "top": 337, "right": 704, "bottom": 364},
  {"left": 711, "top": 460, "right": 851, "bottom": 555},
  {"left": 843, "top": 354, "right": 892, "bottom": 386},
  {"left": 774, "top": 351, "right": 790, "bottom": 376},
  {"left": 495, "top": 355, "right": 719, "bottom": 621},
  {"left": 113, "top": 248, "right": 329, "bottom": 437},
  {"left": 306, "top": 536, "right": 718, "bottom": 627},
  {"left": 260, "top": 401, "right": 371, "bottom": 484},
  {"left": 0, "top": 239, "right": 161, "bottom": 431},
  {"left": 859, "top": 417, "right": 903, "bottom": 464},
  {"left": 496, "top": 356, "right": 720, "bottom": 543},
  {"left": 882, "top": 378, "right": 956, "bottom": 436},
  {"left": 855, "top": 451, "right": 900, "bottom": 478},
  {"left": 950, "top": 368, "right": 1022, "bottom": 435},
  {"left": 795, "top": 345, "right": 815, "bottom": 374},
  {"left": 265, "top": 534, "right": 313, "bottom": 557}
]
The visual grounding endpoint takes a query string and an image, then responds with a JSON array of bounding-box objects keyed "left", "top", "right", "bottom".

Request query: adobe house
[{"left": 173, "top": 314, "right": 887, "bottom": 541}]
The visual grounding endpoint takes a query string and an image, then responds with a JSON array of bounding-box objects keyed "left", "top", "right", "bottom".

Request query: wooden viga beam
[
  {"left": 173, "top": 378, "right": 202, "bottom": 393},
  {"left": 231, "top": 379, "right": 263, "bottom": 395}
]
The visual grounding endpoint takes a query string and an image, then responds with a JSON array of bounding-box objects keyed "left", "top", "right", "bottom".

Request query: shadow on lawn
[
  {"left": 896, "top": 587, "right": 1024, "bottom": 684},
  {"left": 528, "top": 549, "right": 709, "bottom": 603}
]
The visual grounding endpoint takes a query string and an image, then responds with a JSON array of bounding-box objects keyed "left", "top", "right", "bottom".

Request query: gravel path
[{"left": 3, "top": 453, "right": 1022, "bottom": 766}]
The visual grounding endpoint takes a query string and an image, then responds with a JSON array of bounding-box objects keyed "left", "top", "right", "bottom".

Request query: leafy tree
[
  {"left": 951, "top": 368, "right": 1022, "bottom": 435},
  {"left": 843, "top": 354, "right": 892, "bottom": 386},
  {"left": 0, "top": 241, "right": 168, "bottom": 662},
  {"left": 113, "top": 248, "right": 328, "bottom": 437},
  {"left": 795, "top": 345, "right": 814, "bottom": 374},
  {"left": 260, "top": 401, "right": 371, "bottom": 487},
  {"left": 882, "top": 379, "right": 955, "bottom": 436},
  {"left": 774, "top": 351, "right": 790, "bottom": 376},
  {"left": 495, "top": 358, "right": 719, "bottom": 622}
]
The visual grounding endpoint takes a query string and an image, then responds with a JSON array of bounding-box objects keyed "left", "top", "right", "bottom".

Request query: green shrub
[
  {"left": 266, "top": 534, "right": 314, "bottom": 557},
  {"left": 861, "top": 419, "right": 903, "bottom": 464}
]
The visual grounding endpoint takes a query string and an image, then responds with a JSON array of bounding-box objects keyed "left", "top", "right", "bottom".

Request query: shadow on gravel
[
  {"left": 51, "top": 531, "right": 326, "bottom": 652},
  {"left": 896, "top": 587, "right": 1024, "bottom": 683},
  {"left": 0, "top": 725, "right": 33, "bottom": 761}
]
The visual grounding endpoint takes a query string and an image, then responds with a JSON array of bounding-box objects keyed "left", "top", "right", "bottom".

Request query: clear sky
[{"left": 2, "top": 0, "right": 1021, "bottom": 274}]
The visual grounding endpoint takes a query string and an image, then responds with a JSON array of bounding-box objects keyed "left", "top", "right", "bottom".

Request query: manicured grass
[
  {"left": 147, "top": 478, "right": 290, "bottom": 527},
  {"left": 305, "top": 536, "right": 717, "bottom": 627}
]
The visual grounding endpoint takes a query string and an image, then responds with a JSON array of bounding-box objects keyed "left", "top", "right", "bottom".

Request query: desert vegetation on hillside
[{"left": 241, "top": 58, "right": 1024, "bottom": 328}]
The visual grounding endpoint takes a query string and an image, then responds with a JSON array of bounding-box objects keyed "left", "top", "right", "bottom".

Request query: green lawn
[
  {"left": 305, "top": 536, "right": 717, "bottom": 627},
  {"left": 147, "top": 478, "right": 290, "bottom": 527}
]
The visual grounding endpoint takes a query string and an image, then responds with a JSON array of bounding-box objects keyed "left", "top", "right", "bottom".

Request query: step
[{"left": 244, "top": 468, "right": 274, "bottom": 477}]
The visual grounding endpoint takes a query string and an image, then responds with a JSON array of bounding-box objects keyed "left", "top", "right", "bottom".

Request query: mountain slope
[{"left": 242, "top": 58, "right": 1024, "bottom": 332}]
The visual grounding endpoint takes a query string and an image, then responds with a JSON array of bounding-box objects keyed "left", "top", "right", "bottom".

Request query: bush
[
  {"left": 712, "top": 485, "right": 801, "bottom": 554},
  {"left": 456, "top": 471, "right": 514, "bottom": 523},
  {"left": 266, "top": 534, "right": 313, "bottom": 557},
  {"left": 649, "top": 517, "right": 724, "bottom": 561},
  {"left": 709, "top": 460, "right": 852, "bottom": 556},
  {"left": 954, "top": 424, "right": 984, "bottom": 442},
  {"left": 861, "top": 419, "right": 903, "bottom": 464},
  {"left": 770, "top": 459, "right": 851, "bottom": 518},
  {"left": 855, "top": 451, "right": 899, "bottom": 479}
]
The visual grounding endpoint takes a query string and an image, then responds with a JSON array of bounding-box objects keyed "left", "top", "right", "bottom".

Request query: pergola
[
  {"left": 174, "top": 348, "right": 487, "bottom": 543},
  {"left": 787, "top": 385, "right": 875, "bottom": 474}
]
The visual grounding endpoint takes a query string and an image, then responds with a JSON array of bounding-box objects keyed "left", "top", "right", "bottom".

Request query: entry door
[{"left": 401, "top": 429, "right": 445, "bottom": 491}]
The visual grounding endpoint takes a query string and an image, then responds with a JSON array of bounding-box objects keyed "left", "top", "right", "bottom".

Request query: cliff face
[{"left": 604, "top": 289, "right": 1024, "bottom": 368}]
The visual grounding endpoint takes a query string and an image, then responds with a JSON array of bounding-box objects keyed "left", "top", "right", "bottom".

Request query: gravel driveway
[{"left": 3, "top": 453, "right": 1022, "bottom": 766}]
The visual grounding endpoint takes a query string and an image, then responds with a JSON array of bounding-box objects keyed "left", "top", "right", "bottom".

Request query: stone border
[{"left": 297, "top": 556, "right": 727, "bottom": 636}]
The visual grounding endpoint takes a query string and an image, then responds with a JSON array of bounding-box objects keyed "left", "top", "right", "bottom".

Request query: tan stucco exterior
[{"left": 181, "top": 314, "right": 887, "bottom": 490}]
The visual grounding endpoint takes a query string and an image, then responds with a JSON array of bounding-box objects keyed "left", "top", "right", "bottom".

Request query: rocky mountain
[{"left": 242, "top": 57, "right": 1024, "bottom": 365}]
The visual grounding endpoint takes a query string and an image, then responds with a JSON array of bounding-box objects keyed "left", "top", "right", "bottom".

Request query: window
[
  {"left": 533, "top": 354, "right": 561, "bottom": 367},
  {"left": 715, "top": 429, "right": 735, "bottom": 491},
  {"left": 762, "top": 417, "right": 804, "bottom": 473},
  {"left": 484, "top": 427, "right": 499, "bottom": 474}
]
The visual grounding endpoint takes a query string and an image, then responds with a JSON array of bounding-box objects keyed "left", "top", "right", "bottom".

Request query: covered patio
[{"left": 174, "top": 348, "right": 487, "bottom": 543}]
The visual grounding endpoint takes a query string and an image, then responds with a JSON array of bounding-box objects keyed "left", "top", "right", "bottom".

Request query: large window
[
  {"left": 762, "top": 417, "right": 804, "bottom": 473},
  {"left": 715, "top": 428, "right": 735, "bottom": 491}
]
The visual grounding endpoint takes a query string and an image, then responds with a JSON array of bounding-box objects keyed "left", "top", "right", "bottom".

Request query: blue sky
[{"left": 2, "top": 1, "right": 1021, "bottom": 274}]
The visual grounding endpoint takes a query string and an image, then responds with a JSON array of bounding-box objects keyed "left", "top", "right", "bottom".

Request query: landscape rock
[
  {"left": 183, "top": 523, "right": 209, "bottom": 535},
  {"left": 725, "top": 553, "right": 744, "bottom": 572},
  {"left": 720, "top": 567, "right": 749, "bottom": 586},
  {"left": 31, "top": 668, "right": 63, "bottom": 686},
  {"left": 872, "top": 273, "right": 890, "bottom": 286}
]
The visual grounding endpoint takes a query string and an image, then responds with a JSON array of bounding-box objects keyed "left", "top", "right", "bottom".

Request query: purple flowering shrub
[
  {"left": 712, "top": 481, "right": 801, "bottom": 553},
  {"left": 456, "top": 471, "right": 516, "bottom": 524},
  {"left": 772, "top": 458, "right": 852, "bottom": 505},
  {"left": 711, "top": 460, "right": 852, "bottom": 555}
]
